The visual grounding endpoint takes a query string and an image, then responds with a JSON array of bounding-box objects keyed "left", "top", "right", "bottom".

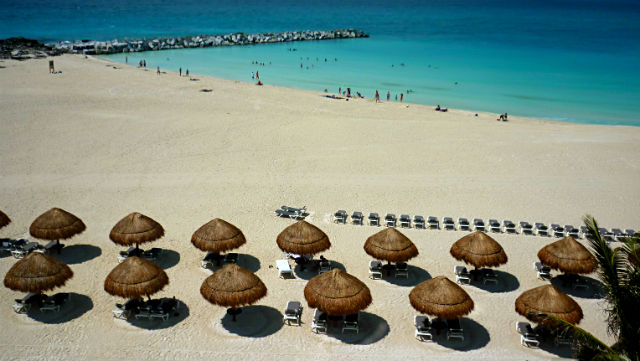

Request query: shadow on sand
[
  {"left": 322, "top": 312, "right": 390, "bottom": 345},
  {"left": 204, "top": 254, "right": 261, "bottom": 273},
  {"left": 430, "top": 317, "right": 490, "bottom": 351},
  {"left": 221, "top": 305, "right": 283, "bottom": 337},
  {"left": 550, "top": 275, "right": 604, "bottom": 299},
  {"left": 127, "top": 298, "right": 189, "bottom": 330},
  {"left": 380, "top": 265, "right": 431, "bottom": 287},
  {"left": 54, "top": 244, "right": 101, "bottom": 265},
  {"left": 293, "top": 260, "right": 346, "bottom": 280},
  {"left": 27, "top": 292, "right": 93, "bottom": 324},
  {"left": 468, "top": 270, "right": 520, "bottom": 293},
  {"left": 156, "top": 249, "right": 180, "bottom": 269}
]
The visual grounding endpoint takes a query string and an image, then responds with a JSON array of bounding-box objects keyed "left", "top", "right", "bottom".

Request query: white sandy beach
[{"left": 1, "top": 54, "right": 639, "bottom": 361}]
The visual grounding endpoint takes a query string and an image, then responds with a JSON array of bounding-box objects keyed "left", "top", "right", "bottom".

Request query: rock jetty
[{"left": 0, "top": 29, "right": 368, "bottom": 59}]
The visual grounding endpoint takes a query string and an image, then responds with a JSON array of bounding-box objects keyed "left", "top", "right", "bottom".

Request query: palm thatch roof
[
  {"left": 104, "top": 256, "right": 168, "bottom": 298},
  {"left": 29, "top": 208, "right": 86, "bottom": 241},
  {"left": 537, "top": 236, "right": 597, "bottom": 274},
  {"left": 191, "top": 218, "right": 246, "bottom": 253},
  {"left": 450, "top": 231, "right": 508, "bottom": 268},
  {"left": 409, "top": 276, "right": 474, "bottom": 319},
  {"left": 4, "top": 252, "right": 73, "bottom": 293},
  {"left": 200, "top": 264, "right": 267, "bottom": 307},
  {"left": 276, "top": 220, "right": 330, "bottom": 255},
  {"left": 0, "top": 209, "right": 10, "bottom": 229},
  {"left": 364, "top": 227, "right": 419, "bottom": 263},
  {"left": 304, "top": 269, "right": 372, "bottom": 316},
  {"left": 109, "top": 212, "right": 164, "bottom": 246},
  {"left": 515, "top": 284, "right": 583, "bottom": 325}
]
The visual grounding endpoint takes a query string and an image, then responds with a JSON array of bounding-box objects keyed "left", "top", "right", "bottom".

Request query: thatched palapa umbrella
[
  {"left": 191, "top": 218, "right": 246, "bottom": 253},
  {"left": 110, "top": 212, "right": 164, "bottom": 249},
  {"left": 276, "top": 220, "right": 331, "bottom": 256},
  {"left": 200, "top": 264, "right": 267, "bottom": 321},
  {"left": 364, "top": 227, "right": 419, "bottom": 264},
  {"left": 4, "top": 252, "right": 73, "bottom": 294},
  {"left": 0, "top": 209, "right": 10, "bottom": 229},
  {"left": 409, "top": 276, "right": 474, "bottom": 319},
  {"left": 450, "top": 231, "right": 508, "bottom": 268},
  {"left": 304, "top": 269, "right": 372, "bottom": 316},
  {"left": 104, "top": 256, "right": 168, "bottom": 299},
  {"left": 537, "top": 236, "right": 597, "bottom": 274},
  {"left": 29, "top": 208, "right": 86, "bottom": 250},
  {"left": 515, "top": 284, "right": 583, "bottom": 325}
]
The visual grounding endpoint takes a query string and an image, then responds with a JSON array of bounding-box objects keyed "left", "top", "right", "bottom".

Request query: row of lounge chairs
[
  {"left": 274, "top": 206, "right": 307, "bottom": 220},
  {"left": 118, "top": 247, "right": 163, "bottom": 263},
  {"left": 275, "top": 256, "right": 332, "bottom": 278},
  {"left": 1, "top": 238, "right": 64, "bottom": 258},
  {"left": 332, "top": 212, "right": 635, "bottom": 241},
  {"left": 516, "top": 321, "right": 572, "bottom": 347},
  {"left": 368, "top": 260, "right": 408, "bottom": 279},
  {"left": 201, "top": 252, "right": 238, "bottom": 269},
  {"left": 113, "top": 297, "right": 180, "bottom": 321},
  {"left": 311, "top": 309, "right": 359, "bottom": 334},
  {"left": 12, "top": 292, "right": 70, "bottom": 313},
  {"left": 414, "top": 315, "right": 464, "bottom": 341},
  {"left": 454, "top": 266, "right": 498, "bottom": 285}
]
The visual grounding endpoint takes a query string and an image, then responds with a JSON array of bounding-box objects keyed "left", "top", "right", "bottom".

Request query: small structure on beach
[
  {"left": 364, "top": 227, "right": 418, "bottom": 263},
  {"left": 29, "top": 207, "right": 86, "bottom": 249},
  {"left": 4, "top": 252, "right": 73, "bottom": 293},
  {"left": 450, "top": 231, "right": 508, "bottom": 268},
  {"left": 409, "top": 276, "right": 474, "bottom": 319},
  {"left": 200, "top": 264, "right": 267, "bottom": 321},
  {"left": 0, "top": 209, "right": 10, "bottom": 229},
  {"left": 191, "top": 218, "right": 246, "bottom": 254},
  {"left": 515, "top": 284, "right": 583, "bottom": 325},
  {"left": 537, "top": 236, "right": 597, "bottom": 275},
  {"left": 304, "top": 269, "right": 372, "bottom": 316},
  {"left": 276, "top": 220, "right": 331, "bottom": 256},
  {"left": 104, "top": 256, "right": 169, "bottom": 299},
  {"left": 110, "top": 212, "right": 164, "bottom": 249}
]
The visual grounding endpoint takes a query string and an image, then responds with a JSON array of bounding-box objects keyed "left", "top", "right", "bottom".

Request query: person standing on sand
[
  {"left": 186, "top": 69, "right": 189, "bottom": 77},
  {"left": 157, "top": 66, "right": 160, "bottom": 75},
  {"left": 143, "top": 60, "right": 146, "bottom": 68},
  {"left": 375, "top": 90, "right": 380, "bottom": 103},
  {"left": 179, "top": 67, "right": 182, "bottom": 77},
  {"left": 387, "top": 91, "right": 390, "bottom": 101},
  {"left": 256, "top": 71, "right": 259, "bottom": 79},
  {"left": 400, "top": 93, "right": 403, "bottom": 102},
  {"left": 125, "top": 56, "right": 128, "bottom": 64}
]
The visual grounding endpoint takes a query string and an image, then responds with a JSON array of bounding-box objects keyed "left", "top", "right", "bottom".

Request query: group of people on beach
[
  {"left": 497, "top": 113, "right": 509, "bottom": 121},
  {"left": 374, "top": 90, "right": 403, "bottom": 103}
]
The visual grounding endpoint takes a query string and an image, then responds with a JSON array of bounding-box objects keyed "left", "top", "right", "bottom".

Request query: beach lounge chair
[
  {"left": 413, "top": 215, "right": 425, "bottom": 229},
  {"left": 600, "top": 228, "right": 614, "bottom": 242},
  {"left": 33, "top": 240, "right": 64, "bottom": 255},
  {"left": 399, "top": 214, "right": 411, "bottom": 228},
  {"left": 488, "top": 219, "right": 501, "bottom": 233},
  {"left": 533, "top": 262, "right": 551, "bottom": 280},
  {"left": 40, "top": 293, "right": 70, "bottom": 312},
  {"left": 427, "top": 216, "right": 439, "bottom": 230},
  {"left": 446, "top": 318, "right": 464, "bottom": 341},
  {"left": 275, "top": 206, "right": 307, "bottom": 220},
  {"left": 384, "top": 214, "right": 397, "bottom": 227},
  {"left": 0, "top": 238, "right": 14, "bottom": 254},
  {"left": 276, "top": 259, "right": 293, "bottom": 279},
  {"left": 503, "top": 220, "right": 517, "bottom": 233},
  {"left": 395, "top": 263, "right": 409, "bottom": 279},
  {"left": 458, "top": 218, "right": 471, "bottom": 231},
  {"left": 113, "top": 298, "right": 144, "bottom": 319},
  {"left": 482, "top": 269, "right": 499, "bottom": 285},
  {"left": 312, "top": 309, "right": 327, "bottom": 334},
  {"left": 535, "top": 223, "right": 549, "bottom": 237},
  {"left": 611, "top": 228, "right": 624, "bottom": 241},
  {"left": 201, "top": 252, "right": 223, "bottom": 269},
  {"left": 555, "top": 334, "right": 573, "bottom": 346},
  {"left": 473, "top": 218, "right": 486, "bottom": 232},
  {"left": 516, "top": 321, "right": 540, "bottom": 347},
  {"left": 224, "top": 252, "right": 239, "bottom": 264},
  {"left": 454, "top": 266, "right": 471, "bottom": 285},
  {"left": 342, "top": 313, "right": 359, "bottom": 334},
  {"left": 369, "top": 213, "right": 380, "bottom": 226},
  {"left": 118, "top": 247, "right": 143, "bottom": 263},
  {"left": 565, "top": 225, "right": 580, "bottom": 238},
  {"left": 351, "top": 211, "right": 364, "bottom": 225},
  {"left": 142, "top": 247, "right": 162, "bottom": 261},
  {"left": 12, "top": 293, "right": 46, "bottom": 314},
  {"left": 318, "top": 259, "right": 332, "bottom": 274},
  {"left": 333, "top": 210, "right": 348, "bottom": 224},
  {"left": 147, "top": 298, "right": 178, "bottom": 321},
  {"left": 572, "top": 276, "right": 589, "bottom": 290},
  {"left": 283, "top": 301, "right": 303, "bottom": 326},
  {"left": 580, "top": 226, "right": 590, "bottom": 239},
  {"left": 369, "top": 260, "right": 383, "bottom": 280},
  {"left": 551, "top": 224, "right": 564, "bottom": 237},
  {"left": 443, "top": 217, "right": 455, "bottom": 230},
  {"left": 520, "top": 221, "right": 534, "bottom": 235},
  {"left": 625, "top": 229, "right": 637, "bottom": 238},
  {"left": 414, "top": 315, "right": 433, "bottom": 341},
  {"left": 12, "top": 242, "right": 41, "bottom": 259}
]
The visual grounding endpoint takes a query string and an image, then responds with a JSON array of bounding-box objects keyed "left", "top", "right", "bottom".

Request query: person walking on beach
[
  {"left": 48, "top": 60, "right": 54, "bottom": 74},
  {"left": 186, "top": 69, "right": 189, "bottom": 77},
  {"left": 400, "top": 93, "right": 403, "bottom": 102},
  {"left": 386, "top": 91, "right": 390, "bottom": 101},
  {"left": 143, "top": 60, "right": 146, "bottom": 68},
  {"left": 157, "top": 66, "right": 160, "bottom": 75},
  {"left": 256, "top": 71, "right": 259, "bottom": 79},
  {"left": 125, "top": 56, "right": 128, "bottom": 64},
  {"left": 375, "top": 90, "right": 380, "bottom": 103},
  {"left": 179, "top": 67, "right": 182, "bottom": 77}
]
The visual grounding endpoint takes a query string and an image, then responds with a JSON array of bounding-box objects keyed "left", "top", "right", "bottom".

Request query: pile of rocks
[{"left": 0, "top": 37, "right": 64, "bottom": 59}]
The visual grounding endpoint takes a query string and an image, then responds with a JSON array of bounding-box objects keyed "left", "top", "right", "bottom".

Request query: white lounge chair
[
  {"left": 520, "top": 221, "right": 534, "bottom": 235},
  {"left": 611, "top": 228, "right": 624, "bottom": 241},
  {"left": 443, "top": 217, "right": 455, "bottom": 230},
  {"left": 414, "top": 315, "right": 433, "bottom": 341},
  {"left": 275, "top": 206, "right": 307, "bottom": 220},
  {"left": 283, "top": 301, "right": 303, "bottom": 326},
  {"left": 395, "top": 263, "right": 409, "bottom": 279},
  {"left": 488, "top": 219, "right": 501, "bottom": 233},
  {"left": 369, "top": 260, "right": 383, "bottom": 280},
  {"left": 342, "top": 313, "right": 359, "bottom": 334},
  {"left": 427, "top": 216, "right": 439, "bottom": 229},
  {"left": 454, "top": 265, "right": 471, "bottom": 284},
  {"left": 318, "top": 259, "right": 332, "bottom": 274},
  {"left": 533, "top": 262, "right": 551, "bottom": 280},
  {"left": 446, "top": 318, "right": 464, "bottom": 341},
  {"left": 580, "top": 226, "right": 590, "bottom": 238},
  {"left": 12, "top": 293, "right": 44, "bottom": 313},
  {"left": 551, "top": 224, "right": 564, "bottom": 237},
  {"left": 473, "top": 218, "right": 486, "bottom": 232},
  {"left": 112, "top": 298, "right": 144, "bottom": 319},
  {"left": 516, "top": 321, "right": 540, "bottom": 347},
  {"left": 369, "top": 213, "right": 380, "bottom": 226},
  {"left": 351, "top": 211, "right": 364, "bottom": 225},
  {"left": 399, "top": 214, "right": 411, "bottom": 228},
  {"left": 12, "top": 242, "right": 41, "bottom": 259},
  {"left": 384, "top": 214, "right": 397, "bottom": 227},
  {"left": 312, "top": 309, "right": 327, "bottom": 334},
  {"left": 565, "top": 225, "right": 579, "bottom": 238},
  {"left": 535, "top": 223, "right": 549, "bottom": 236},
  {"left": 276, "top": 259, "right": 293, "bottom": 279},
  {"left": 333, "top": 210, "right": 348, "bottom": 224},
  {"left": 118, "top": 246, "right": 143, "bottom": 263},
  {"left": 503, "top": 220, "right": 517, "bottom": 233},
  {"left": 599, "top": 228, "right": 614, "bottom": 242},
  {"left": 458, "top": 218, "right": 471, "bottom": 231},
  {"left": 413, "top": 215, "right": 425, "bottom": 229}
]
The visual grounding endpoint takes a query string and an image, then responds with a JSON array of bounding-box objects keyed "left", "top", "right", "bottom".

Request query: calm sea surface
[{"left": 2, "top": 0, "right": 639, "bottom": 125}]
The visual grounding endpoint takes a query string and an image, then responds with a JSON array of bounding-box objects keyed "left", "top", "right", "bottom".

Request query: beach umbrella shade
[
  {"left": 364, "top": 227, "right": 419, "bottom": 263},
  {"left": 537, "top": 236, "right": 597, "bottom": 274},
  {"left": 110, "top": 212, "right": 164, "bottom": 248},
  {"left": 191, "top": 218, "right": 246, "bottom": 253},
  {"left": 450, "top": 231, "right": 508, "bottom": 268},
  {"left": 104, "top": 256, "right": 169, "bottom": 299},
  {"left": 304, "top": 269, "right": 372, "bottom": 316},
  {"left": 276, "top": 220, "right": 330, "bottom": 255},
  {"left": 200, "top": 264, "right": 267, "bottom": 321},
  {"left": 29, "top": 208, "right": 86, "bottom": 247},
  {"left": 0, "top": 209, "right": 10, "bottom": 229},
  {"left": 515, "top": 284, "right": 583, "bottom": 325},
  {"left": 409, "top": 276, "right": 474, "bottom": 319},
  {"left": 4, "top": 252, "right": 73, "bottom": 293}
]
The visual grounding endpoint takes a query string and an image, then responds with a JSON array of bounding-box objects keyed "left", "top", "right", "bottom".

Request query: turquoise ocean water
[{"left": 2, "top": 0, "right": 639, "bottom": 125}]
